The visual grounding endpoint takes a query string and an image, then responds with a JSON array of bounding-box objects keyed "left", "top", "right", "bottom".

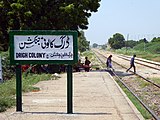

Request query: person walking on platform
[
  {"left": 106, "top": 55, "right": 114, "bottom": 71},
  {"left": 84, "top": 57, "right": 91, "bottom": 72},
  {"left": 126, "top": 54, "right": 136, "bottom": 73}
]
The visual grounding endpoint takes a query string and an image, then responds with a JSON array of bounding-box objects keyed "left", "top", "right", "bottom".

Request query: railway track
[
  {"left": 94, "top": 50, "right": 160, "bottom": 88},
  {"left": 92, "top": 49, "right": 160, "bottom": 120},
  {"left": 117, "top": 55, "right": 160, "bottom": 71}
]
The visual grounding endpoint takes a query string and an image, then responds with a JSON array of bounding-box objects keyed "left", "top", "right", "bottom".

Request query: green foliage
[
  {"left": 24, "top": 11, "right": 32, "bottom": 17},
  {"left": 78, "top": 31, "right": 90, "bottom": 52},
  {"left": 108, "top": 33, "right": 125, "bottom": 49},
  {"left": 22, "top": 73, "right": 52, "bottom": 92},
  {"left": 146, "top": 42, "right": 160, "bottom": 54},
  {"left": 10, "top": 3, "right": 24, "bottom": 10},
  {"left": 101, "top": 44, "right": 107, "bottom": 50},
  {"left": 125, "top": 40, "right": 137, "bottom": 48},
  {"left": 60, "top": 4, "right": 74, "bottom": 13},
  {"left": 151, "top": 78, "right": 160, "bottom": 84},
  {"left": 137, "top": 38, "right": 148, "bottom": 45},
  {"left": 133, "top": 43, "right": 145, "bottom": 51},
  {"left": 0, "top": 0, "right": 101, "bottom": 51},
  {"left": 92, "top": 43, "right": 98, "bottom": 48},
  {"left": 116, "top": 47, "right": 137, "bottom": 55},
  {"left": 151, "top": 37, "right": 160, "bottom": 42},
  {"left": 0, "top": 77, "right": 16, "bottom": 112},
  {"left": 0, "top": 96, "right": 15, "bottom": 112},
  {"left": 134, "top": 42, "right": 160, "bottom": 54},
  {"left": 115, "top": 45, "right": 160, "bottom": 62},
  {"left": 82, "top": 51, "right": 93, "bottom": 59},
  {"left": 0, "top": 51, "right": 15, "bottom": 81},
  {"left": 0, "top": 73, "right": 52, "bottom": 112}
]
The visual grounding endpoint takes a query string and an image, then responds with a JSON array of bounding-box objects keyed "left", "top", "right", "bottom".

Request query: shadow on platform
[
  {"left": 89, "top": 69, "right": 134, "bottom": 77},
  {"left": 21, "top": 111, "right": 112, "bottom": 116}
]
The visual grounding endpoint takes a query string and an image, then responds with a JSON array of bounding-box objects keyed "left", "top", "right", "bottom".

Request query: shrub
[{"left": 0, "top": 51, "right": 15, "bottom": 81}]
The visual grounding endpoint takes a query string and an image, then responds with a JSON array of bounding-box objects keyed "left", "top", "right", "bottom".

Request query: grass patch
[
  {"left": 22, "top": 73, "right": 52, "bottom": 92},
  {"left": 0, "top": 77, "right": 16, "bottom": 112},
  {"left": 82, "top": 51, "right": 98, "bottom": 63},
  {"left": 0, "top": 96, "right": 15, "bottom": 112},
  {"left": 115, "top": 48, "right": 160, "bottom": 62},
  {"left": 136, "top": 78, "right": 150, "bottom": 88},
  {"left": 151, "top": 77, "right": 160, "bottom": 84},
  {"left": 82, "top": 51, "right": 93, "bottom": 58},
  {"left": 115, "top": 79, "right": 152, "bottom": 119},
  {"left": 0, "top": 73, "right": 52, "bottom": 112}
]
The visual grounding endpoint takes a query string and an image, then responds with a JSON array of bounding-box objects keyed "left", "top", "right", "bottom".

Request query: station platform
[{"left": 0, "top": 71, "right": 144, "bottom": 120}]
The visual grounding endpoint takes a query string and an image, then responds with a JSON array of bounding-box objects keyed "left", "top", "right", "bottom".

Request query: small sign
[
  {"left": 0, "top": 56, "right": 3, "bottom": 83},
  {"left": 10, "top": 30, "right": 78, "bottom": 65}
]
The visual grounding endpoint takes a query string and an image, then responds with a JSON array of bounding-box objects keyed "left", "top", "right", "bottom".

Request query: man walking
[{"left": 126, "top": 54, "right": 136, "bottom": 73}]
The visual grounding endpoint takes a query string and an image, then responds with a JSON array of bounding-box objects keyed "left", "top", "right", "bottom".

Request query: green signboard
[
  {"left": 10, "top": 30, "right": 77, "bottom": 113},
  {"left": 10, "top": 30, "right": 78, "bottom": 65}
]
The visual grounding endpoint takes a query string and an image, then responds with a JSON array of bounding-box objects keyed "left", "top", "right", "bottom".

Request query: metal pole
[
  {"left": 16, "top": 65, "right": 22, "bottom": 112},
  {"left": 67, "top": 65, "right": 73, "bottom": 113}
]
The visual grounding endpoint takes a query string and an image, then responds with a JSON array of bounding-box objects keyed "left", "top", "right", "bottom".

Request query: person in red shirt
[
  {"left": 84, "top": 57, "right": 91, "bottom": 72},
  {"left": 22, "top": 65, "right": 30, "bottom": 72}
]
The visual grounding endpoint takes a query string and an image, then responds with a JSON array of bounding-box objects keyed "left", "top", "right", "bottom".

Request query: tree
[
  {"left": 151, "top": 37, "right": 160, "bottom": 42},
  {"left": 137, "top": 38, "right": 148, "bottom": 44},
  {"left": 125, "top": 40, "right": 137, "bottom": 48},
  {"left": 108, "top": 33, "right": 125, "bottom": 49},
  {"left": 92, "top": 43, "right": 98, "bottom": 48},
  {"left": 101, "top": 44, "right": 107, "bottom": 50},
  {"left": 78, "top": 31, "right": 90, "bottom": 52},
  {"left": 0, "top": 0, "right": 101, "bottom": 51}
]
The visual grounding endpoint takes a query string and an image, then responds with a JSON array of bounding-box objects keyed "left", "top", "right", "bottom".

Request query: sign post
[
  {"left": 67, "top": 65, "right": 73, "bottom": 113},
  {"left": 16, "top": 65, "right": 22, "bottom": 111},
  {"left": 10, "top": 30, "right": 78, "bottom": 113}
]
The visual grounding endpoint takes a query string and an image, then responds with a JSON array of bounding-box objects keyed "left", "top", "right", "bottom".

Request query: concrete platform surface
[{"left": 0, "top": 72, "right": 144, "bottom": 120}]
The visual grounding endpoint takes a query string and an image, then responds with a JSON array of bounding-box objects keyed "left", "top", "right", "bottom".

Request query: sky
[{"left": 84, "top": 0, "right": 160, "bottom": 45}]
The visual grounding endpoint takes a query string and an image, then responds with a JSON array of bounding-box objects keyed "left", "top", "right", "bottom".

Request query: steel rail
[
  {"left": 117, "top": 55, "right": 160, "bottom": 71},
  {"left": 111, "top": 70, "right": 160, "bottom": 120},
  {"left": 118, "top": 54, "right": 160, "bottom": 67},
  {"left": 93, "top": 49, "right": 160, "bottom": 71},
  {"left": 93, "top": 50, "right": 160, "bottom": 120},
  {"left": 93, "top": 50, "right": 160, "bottom": 89},
  {"left": 112, "top": 60, "right": 160, "bottom": 89}
]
